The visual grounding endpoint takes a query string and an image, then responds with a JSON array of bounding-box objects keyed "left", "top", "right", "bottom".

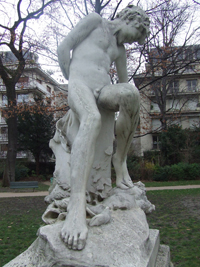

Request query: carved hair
[{"left": 116, "top": 5, "right": 150, "bottom": 32}]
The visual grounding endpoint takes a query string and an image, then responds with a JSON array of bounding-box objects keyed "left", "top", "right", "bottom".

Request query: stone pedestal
[{"left": 4, "top": 208, "right": 172, "bottom": 267}]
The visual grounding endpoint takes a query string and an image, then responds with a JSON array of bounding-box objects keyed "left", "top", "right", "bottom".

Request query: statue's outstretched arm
[{"left": 57, "top": 13, "right": 102, "bottom": 80}]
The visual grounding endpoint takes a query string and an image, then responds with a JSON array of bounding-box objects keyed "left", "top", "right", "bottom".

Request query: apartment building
[
  {"left": 133, "top": 45, "right": 200, "bottom": 156},
  {"left": 0, "top": 51, "right": 63, "bottom": 158}
]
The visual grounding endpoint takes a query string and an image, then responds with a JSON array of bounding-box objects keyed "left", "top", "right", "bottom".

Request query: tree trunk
[
  {"left": 35, "top": 155, "right": 40, "bottom": 176},
  {"left": 2, "top": 160, "right": 10, "bottom": 187},
  {"left": 2, "top": 82, "right": 17, "bottom": 185},
  {"left": 7, "top": 115, "right": 18, "bottom": 182}
]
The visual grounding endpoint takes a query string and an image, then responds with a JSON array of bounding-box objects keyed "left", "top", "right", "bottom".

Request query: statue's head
[{"left": 115, "top": 5, "right": 150, "bottom": 45}]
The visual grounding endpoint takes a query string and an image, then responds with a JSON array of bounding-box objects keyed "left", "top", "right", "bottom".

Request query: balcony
[
  {"left": 0, "top": 118, "right": 7, "bottom": 124},
  {"left": 0, "top": 80, "right": 50, "bottom": 95},
  {"left": 0, "top": 134, "right": 8, "bottom": 141},
  {"left": 0, "top": 151, "right": 28, "bottom": 159}
]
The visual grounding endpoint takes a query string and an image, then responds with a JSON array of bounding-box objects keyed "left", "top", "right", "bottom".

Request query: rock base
[{"left": 4, "top": 208, "right": 172, "bottom": 267}]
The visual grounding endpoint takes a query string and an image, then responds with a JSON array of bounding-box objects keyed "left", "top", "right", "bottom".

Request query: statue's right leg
[
  {"left": 97, "top": 83, "right": 140, "bottom": 189},
  {"left": 61, "top": 81, "right": 101, "bottom": 250}
]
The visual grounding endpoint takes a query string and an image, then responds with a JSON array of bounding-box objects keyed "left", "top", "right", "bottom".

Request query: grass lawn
[
  {"left": 0, "top": 189, "right": 200, "bottom": 266},
  {"left": 143, "top": 180, "right": 200, "bottom": 187},
  {"left": 147, "top": 189, "right": 200, "bottom": 267}
]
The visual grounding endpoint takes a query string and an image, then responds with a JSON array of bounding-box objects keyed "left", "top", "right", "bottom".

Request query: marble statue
[{"left": 47, "top": 4, "right": 151, "bottom": 251}]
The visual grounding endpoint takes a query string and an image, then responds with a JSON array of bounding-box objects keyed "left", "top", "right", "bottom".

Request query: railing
[
  {"left": 0, "top": 118, "right": 6, "bottom": 124},
  {"left": 0, "top": 151, "right": 7, "bottom": 158},
  {"left": 0, "top": 80, "right": 49, "bottom": 93},
  {"left": 0, "top": 134, "right": 8, "bottom": 141},
  {"left": 0, "top": 151, "right": 28, "bottom": 158}
]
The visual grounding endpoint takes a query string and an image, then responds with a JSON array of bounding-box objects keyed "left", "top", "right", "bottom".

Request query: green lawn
[
  {"left": 1, "top": 189, "right": 200, "bottom": 266},
  {"left": 143, "top": 180, "right": 200, "bottom": 187},
  {"left": 147, "top": 189, "right": 200, "bottom": 267}
]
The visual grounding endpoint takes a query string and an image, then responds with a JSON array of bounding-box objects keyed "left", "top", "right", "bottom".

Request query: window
[
  {"left": 176, "top": 51, "right": 183, "bottom": 61},
  {"left": 185, "top": 48, "right": 193, "bottom": 61},
  {"left": 36, "top": 78, "right": 42, "bottom": 84},
  {"left": 168, "top": 99, "right": 180, "bottom": 110},
  {"left": 151, "top": 102, "right": 160, "bottom": 112},
  {"left": 47, "top": 85, "right": 51, "bottom": 93},
  {"left": 189, "top": 117, "right": 200, "bottom": 129},
  {"left": 1, "top": 144, "right": 8, "bottom": 151},
  {"left": 18, "top": 76, "right": 29, "bottom": 83},
  {"left": 17, "top": 94, "right": 29, "bottom": 103},
  {"left": 187, "top": 80, "right": 197, "bottom": 92},
  {"left": 152, "top": 119, "right": 161, "bottom": 131},
  {"left": 187, "top": 99, "right": 198, "bottom": 111},
  {"left": 169, "top": 80, "right": 179, "bottom": 94},
  {"left": 195, "top": 49, "right": 200, "bottom": 60},
  {"left": 1, "top": 127, "right": 7, "bottom": 134},
  {"left": 2, "top": 95, "right": 7, "bottom": 105},
  {"left": 152, "top": 135, "right": 160, "bottom": 150},
  {"left": 185, "top": 65, "right": 195, "bottom": 74}
]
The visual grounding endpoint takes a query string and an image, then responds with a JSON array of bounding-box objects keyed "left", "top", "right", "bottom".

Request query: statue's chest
[{"left": 91, "top": 25, "right": 119, "bottom": 61}]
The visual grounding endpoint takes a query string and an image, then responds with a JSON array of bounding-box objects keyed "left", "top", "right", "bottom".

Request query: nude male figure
[{"left": 57, "top": 5, "right": 150, "bottom": 250}]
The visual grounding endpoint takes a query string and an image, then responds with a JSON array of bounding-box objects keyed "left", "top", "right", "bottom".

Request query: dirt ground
[{"left": 181, "top": 196, "right": 200, "bottom": 219}]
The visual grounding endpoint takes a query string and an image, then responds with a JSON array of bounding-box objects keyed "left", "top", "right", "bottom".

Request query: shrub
[
  {"left": 127, "top": 155, "right": 142, "bottom": 180},
  {"left": 153, "top": 165, "right": 171, "bottom": 181},
  {"left": 15, "top": 165, "right": 29, "bottom": 181},
  {"left": 153, "top": 162, "right": 200, "bottom": 181},
  {"left": 160, "top": 125, "right": 187, "bottom": 165}
]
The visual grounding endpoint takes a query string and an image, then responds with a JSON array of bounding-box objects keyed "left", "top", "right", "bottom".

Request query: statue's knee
[
  {"left": 122, "top": 84, "right": 140, "bottom": 104},
  {"left": 88, "top": 112, "right": 101, "bottom": 132}
]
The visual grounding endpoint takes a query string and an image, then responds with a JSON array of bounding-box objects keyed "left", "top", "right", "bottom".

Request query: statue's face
[{"left": 117, "top": 13, "right": 150, "bottom": 45}]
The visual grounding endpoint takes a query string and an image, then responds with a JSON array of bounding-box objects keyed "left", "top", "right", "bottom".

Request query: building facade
[
  {"left": 133, "top": 45, "right": 200, "bottom": 156},
  {"left": 0, "top": 51, "right": 64, "bottom": 158}
]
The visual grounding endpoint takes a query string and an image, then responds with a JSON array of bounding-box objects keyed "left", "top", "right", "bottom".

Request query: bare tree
[
  {"left": 133, "top": 0, "right": 200, "bottom": 133},
  {"left": 36, "top": 0, "right": 125, "bottom": 68},
  {"left": 0, "top": 0, "right": 58, "bottom": 186}
]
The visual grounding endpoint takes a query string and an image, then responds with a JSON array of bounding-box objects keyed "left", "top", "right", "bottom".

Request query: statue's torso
[{"left": 69, "top": 19, "right": 120, "bottom": 90}]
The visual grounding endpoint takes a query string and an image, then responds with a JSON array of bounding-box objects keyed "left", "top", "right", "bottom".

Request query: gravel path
[{"left": 0, "top": 184, "right": 200, "bottom": 198}]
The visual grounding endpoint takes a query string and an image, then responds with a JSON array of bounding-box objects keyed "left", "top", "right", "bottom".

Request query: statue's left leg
[{"left": 97, "top": 83, "right": 140, "bottom": 189}]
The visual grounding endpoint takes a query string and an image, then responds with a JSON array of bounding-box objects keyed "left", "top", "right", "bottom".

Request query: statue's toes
[
  {"left": 67, "top": 234, "right": 74, "bottom": 249},
  {"left": 72, "top": 236, "right": 78, "bottom": 250},
  {"left": 60, "top": 229, "right": 69, "bottom": 243},
  {"left": 116, "top": 181, "right": 129, "bottom": 190},
  {"left": 77, "top": 231, "right": 88, "bottom": 250},
  {"left": 124, "top": 179, "right": 134, "bottom": 188}
]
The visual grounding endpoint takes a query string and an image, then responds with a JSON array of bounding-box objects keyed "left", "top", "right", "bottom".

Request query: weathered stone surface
[{"left": 4, "top": 209, "right": 158, "bottom": 267}]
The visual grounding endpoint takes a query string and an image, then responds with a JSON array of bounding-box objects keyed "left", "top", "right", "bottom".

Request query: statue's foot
[
  {"left": 61, "top": 204, "right": 88, "bottom": 250},
  {"left": 112, "top": 155, "right": 134, "bottom": 189}
]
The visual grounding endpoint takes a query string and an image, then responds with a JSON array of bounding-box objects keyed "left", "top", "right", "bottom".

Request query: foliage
[
  {"left": 143, "top": 150, "right": 160, "bottom": 165},
  {"left": 127, "top": 152, "right": 200, "bottom": 182},
  {"left": 159, "top": 125, "right": 187, "bottom": 165},
  {"left": 153, "top": 163, "right": 200, "bottom": 181},
  {"left": 17, "top": 96, "right": 55, "bottom": 175},
  {"left": 15, "top": 164, "right": 29, "bottom": 181},
  {"left": 185, "top": 126, "right": 200, "bottom": 162},
  {"left": 127, "top": 155, "right": 158, "bottom": 181},
  {"left": 127, "top": 155, "right": 142, "bottom": 180}
]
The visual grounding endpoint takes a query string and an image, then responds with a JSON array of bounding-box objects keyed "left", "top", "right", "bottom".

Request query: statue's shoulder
[{"left": 83, "top": 12, "right": 102, "bottom": 24}]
